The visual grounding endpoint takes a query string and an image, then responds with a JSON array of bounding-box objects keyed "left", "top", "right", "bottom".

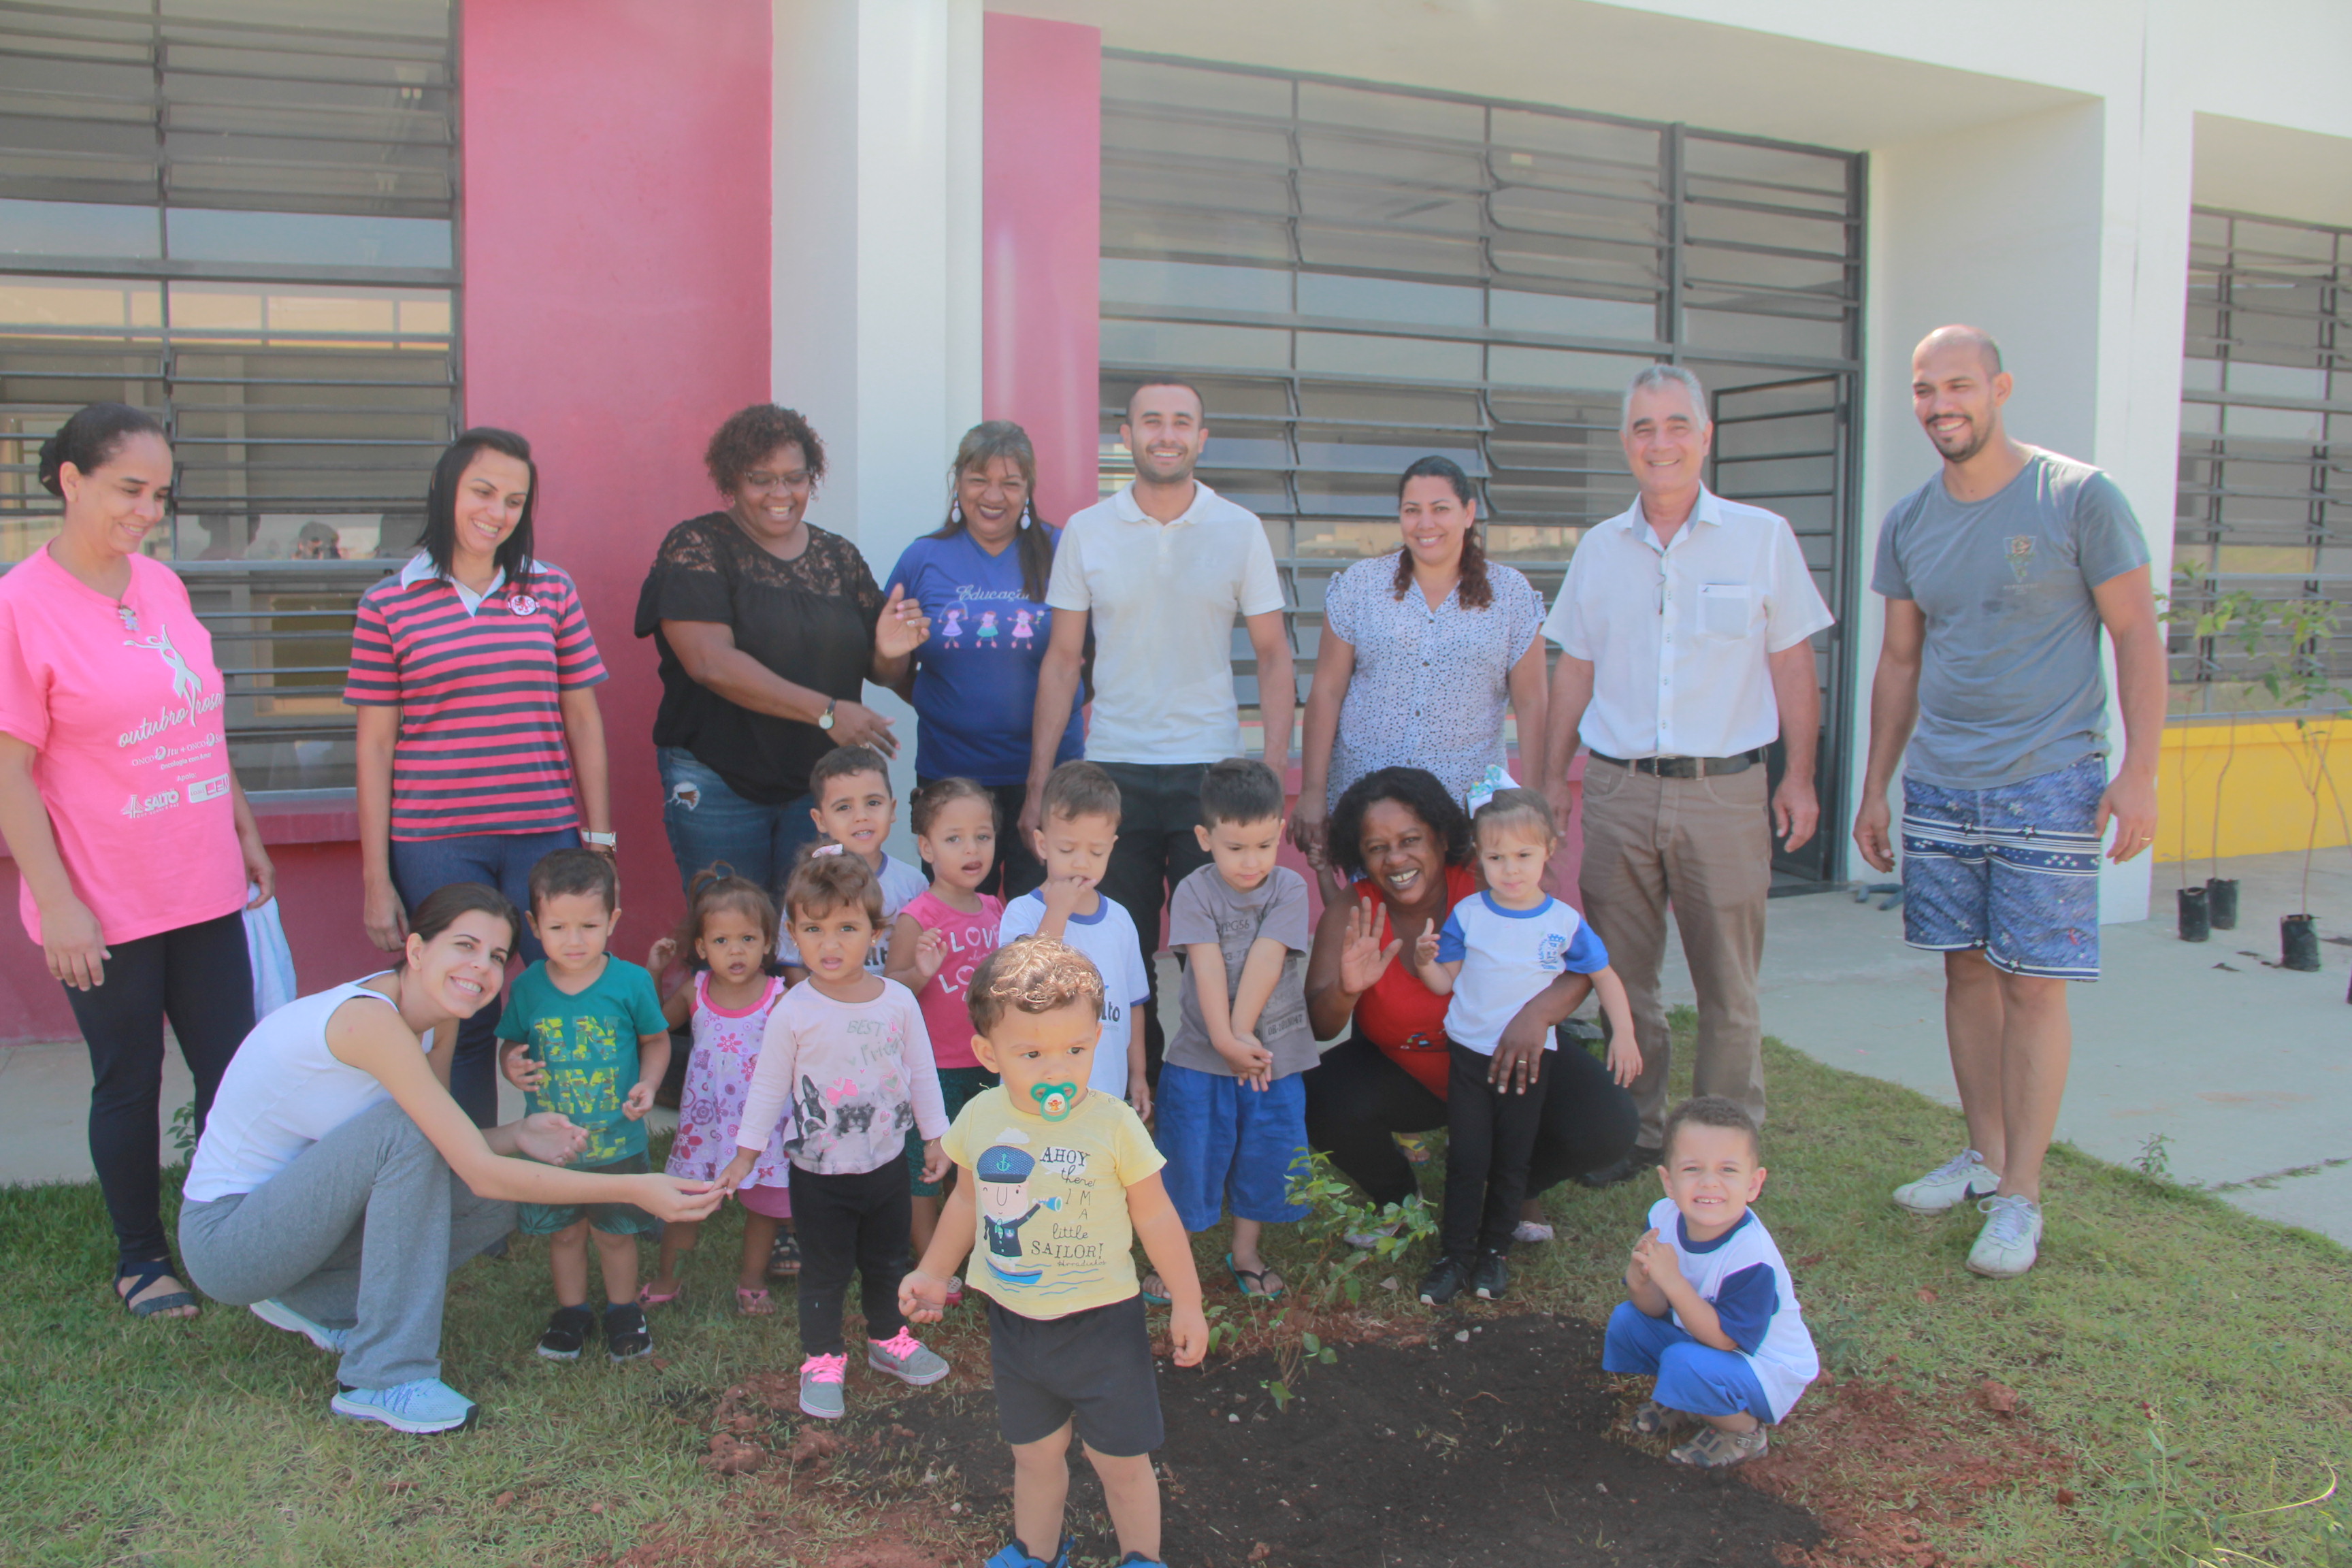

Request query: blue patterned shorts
[{"left": 1900, "top": 755, "right": 2105, "bottom": 981}]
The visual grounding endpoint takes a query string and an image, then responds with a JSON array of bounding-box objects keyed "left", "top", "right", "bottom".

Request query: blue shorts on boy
[
  {"left": 1603, "top": 1196, "right": 1818, "bottom": 1424},
  {"left": 995, "top": 888, "right": 1152, "bottom": 1099},
  {"left": 495, "top": 956, "right": 669, "bottom": 1164},
  {"left": 1433, "top": 892, "right": 1610, "bottom": 1053}
]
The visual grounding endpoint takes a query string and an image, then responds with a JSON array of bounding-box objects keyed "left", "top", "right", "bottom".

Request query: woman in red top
[{"left": 1301, "top": 766, "right": 1635, "bottom": 1227}]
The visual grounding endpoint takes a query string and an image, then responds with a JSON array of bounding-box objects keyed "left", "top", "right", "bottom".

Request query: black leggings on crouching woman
[{"left": 1303, "top": 1031, "right": 1639, "bottom": 1209}]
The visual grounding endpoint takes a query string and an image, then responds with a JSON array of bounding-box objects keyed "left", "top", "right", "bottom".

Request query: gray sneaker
[
  {"left": 1669, "top": 1424, "right": 1769, "bottom": 1467},
  {"left": 799, "top": 1352, "right": 848, "bottom": 1418},
  {"left": 1893, "top": 1148, "right": 2000, "bottom": 1215},
  {"left": 250, "top": 1298, "right": 349, "bottom": 1354},
  {"left": 866, "top": 1327, "right": 949, "bottom": 1386},
  {"left": 1966, "top": 1194, "right": 2044, "bottom": 1278}
]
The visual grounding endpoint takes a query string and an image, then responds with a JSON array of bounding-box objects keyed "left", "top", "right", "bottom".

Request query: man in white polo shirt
[
  {"left": 1537, "top": 364, "right": 1832, "bottom": 1183},
  {"left": 1022, "top": 378, "right": 1295, "bottom": 1082}
]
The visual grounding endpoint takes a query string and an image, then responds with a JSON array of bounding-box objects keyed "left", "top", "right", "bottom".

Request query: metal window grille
[
  {"left": 1098, "top": 53, "right": 1865, "bottom": 881},
  {"left": 2174, "top": 208, "right": 2351, "bottom": 717},
  {"left": 0, "top": 0, "right": 459, "bottom": 794}
]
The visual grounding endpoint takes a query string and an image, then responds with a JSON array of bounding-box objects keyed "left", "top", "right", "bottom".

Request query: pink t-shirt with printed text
[
  {"left": 901, "top": 887, "right": 1001, "bottom": 1071},
  {"left": 0, "top": 549, "right": 246, "bottom": 945}
]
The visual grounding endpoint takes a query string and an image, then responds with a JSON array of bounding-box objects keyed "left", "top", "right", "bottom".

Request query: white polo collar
[
  {"left": 399, "top": 551, "right": 512, "bottom": 615},
  {"left": 1622, "top": 484, "right": 1722, "bottom": 550},
  {"left": 1112, "top": 478, "right": 1218, "bottom": 528}
]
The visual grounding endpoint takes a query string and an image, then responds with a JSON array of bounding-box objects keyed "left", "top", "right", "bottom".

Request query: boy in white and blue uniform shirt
[{"left": 1605, "top": 1094, "right": 1819, "bottom": 1468}]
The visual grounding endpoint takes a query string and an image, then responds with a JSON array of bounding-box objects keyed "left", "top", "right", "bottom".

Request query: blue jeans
[
  {"left": 387, "top": 826, "right": 578, "bottom": 1126},
  {"left": 657, "top": 747, "right": 819, "bottom": 902}
]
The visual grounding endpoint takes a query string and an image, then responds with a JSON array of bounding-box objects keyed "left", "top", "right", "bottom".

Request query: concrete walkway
[{"left": 4, "top": 849, "right": 2345, "bottom": 1246}]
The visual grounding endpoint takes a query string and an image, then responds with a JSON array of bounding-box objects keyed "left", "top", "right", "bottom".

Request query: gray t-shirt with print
[
  {"left": 1164, "top": 862, "right": 1318, "bottom": 1079},
  {"left": 1872, "top": 449, "right": 2151, "bottom": 790}
]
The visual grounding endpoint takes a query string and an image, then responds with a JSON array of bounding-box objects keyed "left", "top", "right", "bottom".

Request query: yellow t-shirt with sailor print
[{"left": 943, "top": 1084, "right": 1164, "bottom": 1320}]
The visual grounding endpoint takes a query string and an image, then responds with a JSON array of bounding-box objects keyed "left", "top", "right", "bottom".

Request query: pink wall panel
[{"left": 982, "top": 12, "right": 1102, "bottom": 527}]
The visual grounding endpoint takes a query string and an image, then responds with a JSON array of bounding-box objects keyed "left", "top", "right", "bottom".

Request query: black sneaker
[
  {"left": 1471, "top": 1251, "right": 1509, "bottom": 1301},
  {"left": 603, "top": 1301, "right": 653, "bottom": 1362},
  {"left": 1576, "top": 1145, "right": 1662, "bottom": 1190},
  {"left": 1418, "top": 1254, "right": 1471, "bottom": 1306},
  {"left": 766, "top": 1228, "right": 803, "bottom": 1277},
  {"left": 536, "top": 1305, "right": 595, "bottom": 1360}
]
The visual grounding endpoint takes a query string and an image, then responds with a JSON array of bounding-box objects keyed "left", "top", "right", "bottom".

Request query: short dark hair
[
  {"left": 784, "top": 850, "right": 883, "bottom": 927},
  {"left": 1199, "top": 756, "right": 1284, "bottom": 827},
  {"left": 809, "top": 745, "right": 892, "bottom": 803},
  {"left": 527, "top": 846, "right": 617, "bottom": 913},
  {"left": 704, "top": 404, "right": 826, "bottom": 496},
  {"left": 1662, "top": 1095, "right": 1763, "bottom": 1164},
  {"left": 404, "top": 882, "right": 520, "bottom": 956},
  {"left": 911, "top": 776, "right": 995, "bottom": 838},
  {"left": 423, "top": 427, "right": 538, "bottom": 582},
  {"left": 1322, "top": 766, "right": 1473, "bottom": 882},
  {"left": 1124, "top": 378, "right": 1205, "bottom": 421},
  {"left": 968, "top": 936, "right": 1105, "bottom": 1036},
  {"left": 38, "top": 402, "right": 166, "bottom": 497},
  {"left": 1041, "top": 760, "right": 1120, "bottom": 826}
]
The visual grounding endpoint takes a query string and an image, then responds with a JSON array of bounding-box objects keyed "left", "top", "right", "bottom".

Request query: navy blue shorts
[
  {"left": 987, "top": 1294, "right": 1163, "bottom": 1455},
  {"left": 1153, "top": 1062, "right": 1309, "bottom": 1233},
  {"left": 1900, "top": 755, "right": 2105, "bottom": 981}
]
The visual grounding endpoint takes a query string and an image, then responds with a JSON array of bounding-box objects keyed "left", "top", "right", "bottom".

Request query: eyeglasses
[{"left": 740, "top": 470, "right": 814, "bottom": 493}]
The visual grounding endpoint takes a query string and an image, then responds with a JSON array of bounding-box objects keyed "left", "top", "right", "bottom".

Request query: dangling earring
[
  {"left": 1019, "top": 502, "right": 1032, "bottom": 532},
  {"left": 951, "top": 498, "right": 964, "bottom": 527}
]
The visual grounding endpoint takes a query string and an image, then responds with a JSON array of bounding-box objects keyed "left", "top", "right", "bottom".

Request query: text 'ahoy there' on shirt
[
  {"left": 495, "top": 956, "right": 669, "bottom": 1165},
  {"left": 886, "top": 529, "right": 1082, "bottom": 785},
  {"left": 0, "top": 549, "right": 245, "bottom": 946},
  {"left": 1435, "top": 892, "right": 1610, "bottom": 1055},
  {"left": 996, "top": 891, "right": 1153, "bottom": 1099},
  {"left": 1645, "top": 1196, "right": 1820, "bottom": 1422},
  {"left": 945, "top": 1084, "right": 1164, "bottom": 1319},
  {"left": 736, "top": 978, "right": 949, "bottom": 1177},
  {"left": 1045, "top": 480, "right": 1286, "bottom": 764},
  {"left": 1543, "top": 485, "right": 1831, "bottom": 762},
  {"left": 1871, "top": 448, "right": 2151, "bottom": 791},
  {"left": 344, "top": 555, "right": 608, "bottom": 840}
]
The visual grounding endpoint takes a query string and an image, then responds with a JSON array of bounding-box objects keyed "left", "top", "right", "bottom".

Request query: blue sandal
[
  {"left": 116, "top": 1258, "right": 197, "bottom": 1319},
  {"left": 1226, "top": 1252, "right": 1285, "bottom": 1301}
]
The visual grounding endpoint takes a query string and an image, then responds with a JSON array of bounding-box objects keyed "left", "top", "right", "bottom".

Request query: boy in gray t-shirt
[{"left": 1153, "top": 759, "right": 1315, "bottom": 1298}]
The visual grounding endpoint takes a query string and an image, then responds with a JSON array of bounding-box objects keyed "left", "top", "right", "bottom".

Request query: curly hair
[
  {"left": 783, "top": 849, "right": 882, "bottom": 928},
  {"left": 968, "top": 936, "right": 1105, "bottom": 1037},
  {"left": 1322, "top": 766, "right": 1474, "bottom": 883},
  {"left": 704, "top": 404, "right": 827, "bottom": 496}
]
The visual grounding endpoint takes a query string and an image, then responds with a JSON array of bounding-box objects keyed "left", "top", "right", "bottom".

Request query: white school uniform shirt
[
  {"left": 1645, "top": 1196, "right": 1820, "bottom": 1422},
  {"left": 1045, "top": 480, "right": 1287, "bottom": 764},
  {"left": 1433, "top": 892, "right": 1610, "bottom": 1054},
  {"left": 777, "top": 850, "right": 929, "bottom": 970},
  {"left": 1542, "top": 485, "right": 1831, "bottom": 760},
  {"left": 996, "top": 889, "right": 1154, "bottom": 1098}
]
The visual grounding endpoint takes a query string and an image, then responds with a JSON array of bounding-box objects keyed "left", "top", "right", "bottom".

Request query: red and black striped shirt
[{"left": 344, "top": 557, "right": 608, "bottom": 840}]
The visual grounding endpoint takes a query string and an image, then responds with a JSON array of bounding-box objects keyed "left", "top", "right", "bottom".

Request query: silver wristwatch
[{"left": 581, "top": 830, "right": 617, "bottom": 848}]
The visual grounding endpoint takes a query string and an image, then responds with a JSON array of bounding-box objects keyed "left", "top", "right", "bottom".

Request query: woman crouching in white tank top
[{"left": 179, "top": 883, "right": 724, "bottom": 1434}]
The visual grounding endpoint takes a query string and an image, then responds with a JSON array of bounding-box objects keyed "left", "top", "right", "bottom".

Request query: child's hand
[
  {"left": 1128, "top": 1078, "right": 1154, "bottom": 1124},
  {"left": 715, "top": 1147, "right": 757, "bottom": 1194},
  {"left": 1414, "top": 928, "right": 1440, "bottom": 969},
  {"left": 621, "top": 1081, "right": 655, "bottom": 1120},
  {"left": 500, "top": 1041, "right": 546, "bottom": 1092},
  {"left": 1168, "top": 1301, "right": 1209, "bottom": 1367},
  {"left": 919, "top": 1138, "right": 949, "bottom": 1185},
  {"left": 647, "top": 935, "right": 679, "bottom": 974},
  {"left": 1606, "top": 1033, "right": 1643, "bottom": 1089},
  {"left": 910, "top": 927, "right": 949, "bottom": 987},
  {"left": 1040, "top": 872, "right": 1091, "bottom": 919},
  {"left": 1631, "top": 1228, "right": 1674, "bottom": 1287},
  {"left": 1213, "top": 1032, "right": 1273, "bottom": 1088},
  {"left": 899, "top": 1269, "right": 950, "bottom": 1325}
]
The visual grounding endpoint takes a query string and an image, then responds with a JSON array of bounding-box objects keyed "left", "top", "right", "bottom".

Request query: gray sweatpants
[{"left": 180, "top": 1098, "right": 515, "bottom": 1391}]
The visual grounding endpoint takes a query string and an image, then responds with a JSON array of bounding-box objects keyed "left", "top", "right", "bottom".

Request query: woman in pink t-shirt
[{"left": 0, "top": 404, "right": 275, "bottom": 1320}]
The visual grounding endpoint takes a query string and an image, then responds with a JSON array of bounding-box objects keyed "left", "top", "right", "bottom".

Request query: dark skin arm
[{"left": 1487, "top": 968, "right": 1596, "bottom": 1094}]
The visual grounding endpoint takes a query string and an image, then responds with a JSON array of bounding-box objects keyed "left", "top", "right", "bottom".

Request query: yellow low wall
[{"left": 2156, "top": 717, "right": 2352, "bottom": 864}]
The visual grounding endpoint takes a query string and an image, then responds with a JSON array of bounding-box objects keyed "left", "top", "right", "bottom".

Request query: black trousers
[
  {"left": 917, "top": 778, "right": 1046, "bottom": 903},
  {"left": 1441, "top": 1043, "right": 1548, "bottom": 1258},
  {"left": 63, "top": 910, "right": 255, "bottom": 1267},
  {"left": 1094, "top": 761, "right": 1213, "bottom": 1087},
  {"left": 788, "top": 1161, "right": 911, "bottom": 1356},
  {"left": 1302, "top": 1030, "right": 1639, "bottom": 1214}
]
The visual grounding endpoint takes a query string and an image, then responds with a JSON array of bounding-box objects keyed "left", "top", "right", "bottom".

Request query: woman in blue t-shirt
[{"left": 885, "top": 421, "right": 1082, "bottom": 898}]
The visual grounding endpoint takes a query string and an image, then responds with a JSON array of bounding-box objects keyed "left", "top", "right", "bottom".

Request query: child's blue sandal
[{"left": 983, "top": 1535, "right": 1072, "bottom": 1568}]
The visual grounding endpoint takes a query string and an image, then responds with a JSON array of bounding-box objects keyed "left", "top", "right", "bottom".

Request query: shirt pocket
[{"left": 1697, "top": 582, "right": 1752, "bottom": 639}]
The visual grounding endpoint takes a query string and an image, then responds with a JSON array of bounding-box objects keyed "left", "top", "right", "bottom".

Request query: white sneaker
[
  {"left": 1892, "top": 1148, "right": 2000, "bottom": 1215},
  {"left": 1966, "top": 1194, "right": 2043, "bottom": 1278},
  {"left": 1511, "top": 1220, "right": 1554, "bottom": 1245}
]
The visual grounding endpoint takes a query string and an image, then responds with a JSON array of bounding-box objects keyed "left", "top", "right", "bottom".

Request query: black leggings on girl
[
  {"left": 788, "top": 1161, "right": 912, "bottom": 1356},
  {"left": 1302, "top": 1030, "right": 1639, "bottom": 1213}
]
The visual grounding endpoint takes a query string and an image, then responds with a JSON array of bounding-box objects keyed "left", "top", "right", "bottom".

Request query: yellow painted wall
[{"left": 2155, "top": 718, "right": 2352, "bottom": 864}]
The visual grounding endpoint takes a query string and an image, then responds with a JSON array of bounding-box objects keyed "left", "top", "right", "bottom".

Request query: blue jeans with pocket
[{"left": 657, "top": 747, "right": 819, "bottom": 902}]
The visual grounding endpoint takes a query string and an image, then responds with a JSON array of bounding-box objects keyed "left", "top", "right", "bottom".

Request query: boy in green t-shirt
[
  {"left": 497, "top": 848, "right": 670, "bottom": 1363},
  {"left": 902, "top": 938, "right": 1206, "bottom": 1568}
]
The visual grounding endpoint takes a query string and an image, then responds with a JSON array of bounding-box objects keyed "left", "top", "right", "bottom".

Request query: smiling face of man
[
  {"left": 1120, "top": 381, "right": 1207, "bottom": 489},
  {"left": 1619, "top": 378, "right": 1712, "bottom": 514},
  {"left": 1911, "top": 329, "right": 2012, "bottom": 466}
]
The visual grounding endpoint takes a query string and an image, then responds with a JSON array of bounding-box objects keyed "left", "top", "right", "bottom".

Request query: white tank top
[{"left": 184, "top": 974, "right": 422, "bottom": 1203}]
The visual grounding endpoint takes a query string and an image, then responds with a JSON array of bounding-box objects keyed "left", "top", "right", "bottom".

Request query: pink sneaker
[{"left": 799, "top": 1352, "right": 847, "bottom": 1418}]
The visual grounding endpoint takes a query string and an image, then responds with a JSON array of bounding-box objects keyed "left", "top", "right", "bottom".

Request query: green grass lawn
[{"left": 2, "top": 1019, "right": 2347, "bottom": 1567}]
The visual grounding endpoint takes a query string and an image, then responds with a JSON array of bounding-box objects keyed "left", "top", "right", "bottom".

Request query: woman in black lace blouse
[{"left": 635, "top": 405, "right": 930, "bottom": 896}]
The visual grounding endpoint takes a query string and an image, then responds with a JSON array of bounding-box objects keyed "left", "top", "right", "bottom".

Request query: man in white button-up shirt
[{"left": 1537, "top": 365, "right": 1832, "bottom": 1180}]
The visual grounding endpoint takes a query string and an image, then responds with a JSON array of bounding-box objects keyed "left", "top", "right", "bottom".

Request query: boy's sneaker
[
  {"left": 1965, "top": 1194, "right": 2043, "bottom": 1278},
  {"left": 1893, "top": 1148, "right": 2000, "bottom": 1215},
  {"left": 536, "top": 1305, "right": 595, "bottom": 1361},
  {"left": 250, "top": 1298, "right": 349, "bottom": 1354},
  {"left": 798, "top": 1352, "right": 848, "bottom": 1419},
  {"left": 1629, "top": 1399, "right": 1697, "bottom": 1436},
  {"left": 766, "top": 1228, "right": 803, "bottom": 1277},
  {"left": 1418, "top": 1254, "right": 1471, "bottom": 1306},
  {"left": 330, "top": 1377, "right": 477, "bottom": 1435},
  {"left": 982, "top": 1537, "right": 1073, "bottom": 1568},
  {"left": 602, "top": 1301, "right": 653, "bottom": 1362},
  {"left": 1669, "top": 1424, "right": 1769, "bottom": 1467},
  {"left": 1471, "top": 1251, "right": 1509, "bottom": 1301},
  {"left": 866, "top": 1328, "right": 949, "bottom": 1386}
]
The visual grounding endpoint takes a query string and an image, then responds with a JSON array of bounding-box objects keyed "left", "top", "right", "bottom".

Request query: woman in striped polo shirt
[{"left": 348, "top": 427, "right": 614, "bottom": 1126}]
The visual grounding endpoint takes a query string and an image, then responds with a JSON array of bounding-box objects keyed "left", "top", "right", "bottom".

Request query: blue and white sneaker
[
  {"left": 983, "top": 1537, "right": 1071, "bottom": 1568},
  {"left": 249, "top": 1298, "right": 349, "bottom": 1354},
  {"left": 330, "top": 1377, "right": 477, "bottom": 1434}
]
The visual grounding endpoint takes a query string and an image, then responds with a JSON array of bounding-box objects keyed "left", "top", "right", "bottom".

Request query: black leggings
[
  {"left": 62, "top": 911, "right": 255, "bottom": 1268},
  {"left": 1303, "top": 1031, "right": 1638, "bottom": 1212},
  {"left": 1441, "top": 1042, "right": 1548, "bottom": 1258},
  {"left": 788, "top": 1161, "right": 912, "bottom": 1356}
]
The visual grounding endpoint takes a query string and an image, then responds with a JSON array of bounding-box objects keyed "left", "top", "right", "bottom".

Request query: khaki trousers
[{"left": 1576, "top": 759, "right": 1771, "bottom": 1147}]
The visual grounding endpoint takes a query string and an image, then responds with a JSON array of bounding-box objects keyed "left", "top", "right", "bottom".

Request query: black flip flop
[
  {"left": 1225, "top": 1252, "right": 1286, "bottom": 1301},
  {"left": 116, "top": 1258, "right": 196, "bottom": 1319}
]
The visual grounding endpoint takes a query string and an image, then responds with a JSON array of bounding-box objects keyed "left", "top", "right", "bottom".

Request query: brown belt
[{"left": 1587, "top": 748, "right": 1767, "bottom": 779}]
